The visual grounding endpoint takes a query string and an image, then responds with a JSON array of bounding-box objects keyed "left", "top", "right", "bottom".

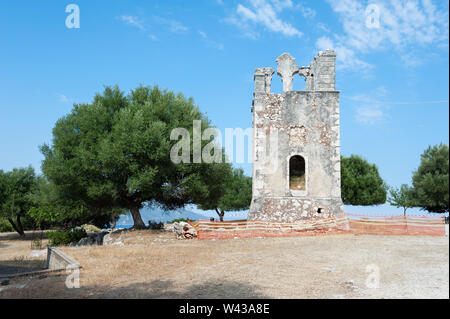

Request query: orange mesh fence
[
  {"left": 190, "top": 216, "right": 349, "bottom": 240},
  {"left": 346, "top": 214, "right": 446, "bottom": 236},
  {"left": 190, "top": 214, "right": 446, "bottom": 240}
]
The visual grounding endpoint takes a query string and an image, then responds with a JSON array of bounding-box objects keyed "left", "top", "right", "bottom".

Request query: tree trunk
[
  {"left": 130, "top": 206, "right": 146, "bottom": 229},
  {"left": 16, "top": 215, "right": 24, "bottom": 235},
  {"left": 8, "top": 217, "right": 25, "bottom": 237},
  {"left": 111, "top": 216, "right": 117, "bottom": 231},
  {"left": 215, "top": 207, "right": 225, "bottom": 222},
  {"left": 403, "top": 209, "right": 408, "bottom": 234}
]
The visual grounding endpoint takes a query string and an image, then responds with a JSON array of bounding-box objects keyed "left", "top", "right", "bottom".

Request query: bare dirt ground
[
  {"left": 0, "top": 230, "right": 448, "bottom": 299},
  {"left": 0, "top": 232, "right": 47, "bottom": 276}
]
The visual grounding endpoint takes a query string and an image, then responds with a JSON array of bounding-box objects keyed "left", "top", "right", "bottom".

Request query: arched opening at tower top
[{"left": 289, "top": 155, "right": 306, "bottom": 191}]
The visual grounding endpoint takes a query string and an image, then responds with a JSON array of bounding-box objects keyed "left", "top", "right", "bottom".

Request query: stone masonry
[{"left": 248, "top": 50, "right": 344, "bottom": 222}]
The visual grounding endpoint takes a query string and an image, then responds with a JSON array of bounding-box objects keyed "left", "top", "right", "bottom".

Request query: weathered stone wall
[
  {"left": 249, "top": 51, "right": 344, "bottom": 222},
  {"left": 46, "top": 247, "right": 81, "bottom": 270},
  {"left": 307, "top": 50, "right": 336, "bottom": 91}
]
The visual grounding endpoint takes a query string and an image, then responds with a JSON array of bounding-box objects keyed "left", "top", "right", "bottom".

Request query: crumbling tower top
[{"left": 254, "top": 50, "right": 336, "bottom": 95}]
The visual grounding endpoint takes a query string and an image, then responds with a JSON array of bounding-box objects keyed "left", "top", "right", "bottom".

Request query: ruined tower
[{"left": 248, "top": 50, "right": 344, "bottom": 222}]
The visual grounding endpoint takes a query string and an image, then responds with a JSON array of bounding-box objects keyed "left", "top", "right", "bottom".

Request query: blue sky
[{"left": 0, "top": 0, "right": 448, "bottom": 216}]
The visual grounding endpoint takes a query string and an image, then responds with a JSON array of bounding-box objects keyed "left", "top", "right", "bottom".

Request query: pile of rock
[
  {"left": 68, "top": 221, "right": 198, "bottom": 246},
  {"left": 166, "top": 222, "right": 197, "bottom": 239},
  {"left": 71, "top": 230, "right": 109, "bottom": 247},
  {"left": 103, "top": 231, "right": 125, "bottom": 246}
]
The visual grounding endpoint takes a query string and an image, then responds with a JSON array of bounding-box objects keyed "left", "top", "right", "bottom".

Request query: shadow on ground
[
  {"left": 88, "top": 279, "right": 270, "bottom": 299},
  {"left": 0, "top": 231, "right": 48, "bottom": 242},
  {"left": 0, "top": 260, "right": 46, "bottom": 277},
  {"left": 1, "top": 276, "right": 270, "bottom": 299}
]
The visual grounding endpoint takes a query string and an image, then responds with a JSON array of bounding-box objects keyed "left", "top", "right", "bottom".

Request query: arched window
[{"left": 289, "top": 155, "right": 306, "bottom": 191}]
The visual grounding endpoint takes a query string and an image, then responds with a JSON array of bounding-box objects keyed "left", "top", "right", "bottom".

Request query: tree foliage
[
  {"left": 0, "top": 167, "right": 37, "bottom": 236},
  {"left": 198, "top": 168, "right": 252, "bottom": 221},
  {"left": 27, "top": 177, "right": 123, "bottom": 229},
  {"left": 410, "top": 144, "right": 449, "bottom": 213},
  {"left": 341, "top": 155, "right": 387, "bottom": 206},
  {"left": 41, "top": 85, "right": 222, "bottom": 228},
  {"left": 0, "top": 169, "right": 5, "bottom": 207},
  {"left": 387, "top": 184, "right": 414, "bottom": 215}
]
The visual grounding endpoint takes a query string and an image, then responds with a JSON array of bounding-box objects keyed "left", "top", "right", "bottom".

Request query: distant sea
[
  {"left": 115, "top": 204, "right": 249, "bottom": 228},
  {"left": 114, "top": 203, "right": 448, "bottom": 229}
]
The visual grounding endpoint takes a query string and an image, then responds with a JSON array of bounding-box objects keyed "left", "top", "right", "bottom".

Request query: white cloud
[
  {"left": 198, "top": 30, "right": 225, "bottom": 50},
  {"left": 328, "top": 0, "right": 448, "bottom": 51},
  {"left": 400, "top": 52, "right": 423, "bottom": 67},
  {"left": 316, "top": 36, "right": 334, "bottom": 51},
  {"left": 296, "top": 2, "right": 316, "bottom": 18},
  {"left": 153, "top": 16, "right": 188, "bottom": 33},
  {"left": 226, "top": 0, "right": 303, "bottom": 38},
  {"left": 119, "top": 14, "right": 189, "bottom": 37},
  {"left": 346, "top": 87, "right": 390, "bottom": 125},
  {"left": 59, "top": 94, "right": 69, "bottom": 103},
  {"left": 317, "top": 23, "right": 330, "bottom": 33},
  {"left": 355, "top": 105, "right": 385, "bottom": 125},
  {"left": 316, "top": 36, "right": 373, "bottom": 72},
  {"left": 212, "top": 42, "right": 225, "bottom": 51},
  {"left": 118, "top": 15, "right": 146, "bottom": 31},
  {"left": 118, "top": 15, "right": 163, "bottom": 41},
  {"left": 346, "top": 89, "right": 450, "bottom": 126},
  {"left": 168, "top": 20, "right": 189, "bottom": 33},
  {"left": 224, "top": 15, "right": 259, "bottom": 39},
  {"left": 271, "top": 0, "right": 294, "bottom": 11},
  {"left": 318, "top": 0, "right": 449, "bottom": 71},
  {"left": 346, "top": 94, "right": 449, "bottom": 106}
]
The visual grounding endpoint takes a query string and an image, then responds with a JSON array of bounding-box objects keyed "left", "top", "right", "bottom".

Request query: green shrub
[
  {"left": 31, "top": 236, "right": 44, "bottom": 250},
  {"left": 0, "top": 218, "right": 13, "bottom": 233},
  {"left": 46, "top": 228, "right": 87, "bottom": 246},
  {"left": 81, "top": 224, "right": 101, "bottom": 233},
  {"left": 148, "top": 220, "right": 164, "bottom": 230}
]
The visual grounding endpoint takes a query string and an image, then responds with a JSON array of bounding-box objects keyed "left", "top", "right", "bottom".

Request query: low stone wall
[
  {"left": 0, "top": 248, "right": 81, "bottom": 281},
  {"left": 46, "top": 247, "right": 81, "bottom": 270}
]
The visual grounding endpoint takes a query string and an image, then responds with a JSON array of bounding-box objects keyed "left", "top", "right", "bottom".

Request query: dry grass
[
  {"left": 0, "top": 231, "right": 48, "bottom": 276},
  {"left": 0, "top": 229, "right": 448, "bottom": 299}
]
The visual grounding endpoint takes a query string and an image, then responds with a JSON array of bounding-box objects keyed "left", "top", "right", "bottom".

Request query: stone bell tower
[{"left": 248, "top": 50, "right": 344, "bottom": 222}]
